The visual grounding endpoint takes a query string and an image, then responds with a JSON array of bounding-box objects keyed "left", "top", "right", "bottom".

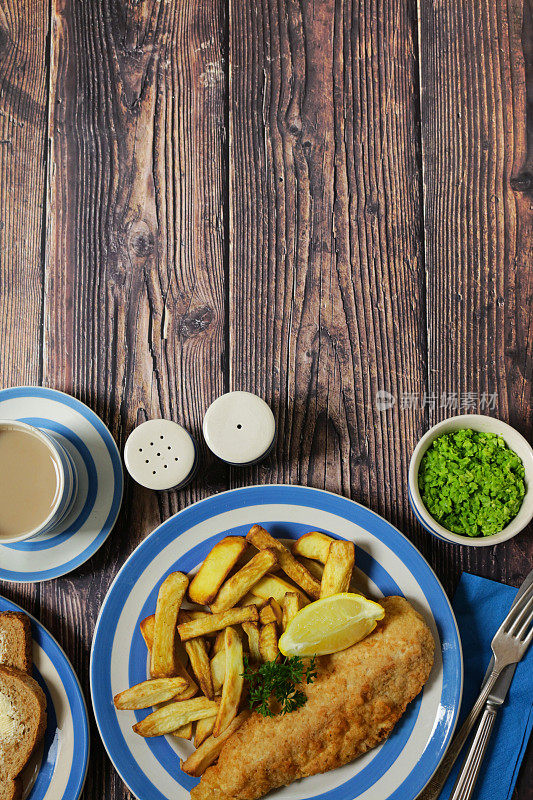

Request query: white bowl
[{"left": 408, "top": 414, "right": 533, "bottom": 546}]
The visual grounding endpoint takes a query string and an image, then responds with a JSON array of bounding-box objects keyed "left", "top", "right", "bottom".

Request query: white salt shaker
[
  {"left": 124, "top": 419, "right": 197, "bottom": 490},
  {"left": 203, "top": 391, "right": 276, "bottom": 465}
]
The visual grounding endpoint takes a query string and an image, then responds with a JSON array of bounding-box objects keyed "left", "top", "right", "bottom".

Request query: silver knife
[
  {"left": 447, "top": 570, "right": 533, "bottom": 800},
  {"left": 447, "top": 661, "right": 515, "bottom": 799}
]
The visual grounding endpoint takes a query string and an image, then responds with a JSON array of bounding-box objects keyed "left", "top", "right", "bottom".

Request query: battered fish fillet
[{"left": 190, "top": 596, "right": 435, "bottom": 800}]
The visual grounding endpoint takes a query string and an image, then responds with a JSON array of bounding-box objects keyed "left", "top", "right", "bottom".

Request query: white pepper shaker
[
  {"left": 203, "top": 391, "right": 276, "bottom": 465},
  {"left": 124, "top": 419, "right": 197, "bottom": 490}
]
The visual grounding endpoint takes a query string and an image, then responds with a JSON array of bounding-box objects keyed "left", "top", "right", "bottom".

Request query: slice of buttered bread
[
  {"left": 0, "top": 775, "right": 22, "bottom": 800},
  {"left": 0, "top": 666, "right": 46, "bottom": 800},
  {"left": 0, "top": 614, "right": 32, "bottom": 674}
]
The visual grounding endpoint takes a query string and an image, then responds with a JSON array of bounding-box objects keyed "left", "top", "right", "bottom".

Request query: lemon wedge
[{"left": 278, "top": 593, "right": 385, "bottom": 657}]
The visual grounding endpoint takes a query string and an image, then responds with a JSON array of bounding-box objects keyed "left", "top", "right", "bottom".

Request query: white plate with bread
[{"left": 0, "top": 598, "right": 89, "bottom": 800}]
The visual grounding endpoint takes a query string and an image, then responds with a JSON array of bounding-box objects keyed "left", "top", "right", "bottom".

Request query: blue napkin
[{"left": 441, "top": 572, "right": 533, "bottom": 800}]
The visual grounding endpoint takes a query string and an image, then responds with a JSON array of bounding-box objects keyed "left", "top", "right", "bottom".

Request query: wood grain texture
[
  {"left": 228, "top": 0, "right": 427, "bottom": 538},
  {"left": 418, "top": 0, "right": 533, "bottom": 593},
  {"left": 44, "top": 0, "right": 227, "bottom": 797},
  {"left": 0, "top": 0, "right": 48, "bottom": 620},
  {"left": 419, "top": 3, "right": 533, "bottom": 794},
  {"left": 0, "top": 0, "right": 48, "bottom": 386},
  {"left": 0, "top": 0, "right": 531, "bottom": 798}
]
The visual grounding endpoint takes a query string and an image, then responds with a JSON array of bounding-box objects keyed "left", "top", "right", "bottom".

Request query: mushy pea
[{"left": 418, "top": 428, "right": 525, "bottom": 537}]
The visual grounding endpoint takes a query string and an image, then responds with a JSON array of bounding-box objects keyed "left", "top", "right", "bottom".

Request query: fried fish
[{"left": 190, "top": 596, "right": 435, "bottom": 800}]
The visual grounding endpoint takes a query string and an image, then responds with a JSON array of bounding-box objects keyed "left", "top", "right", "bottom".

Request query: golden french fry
[
  {"left": 114, "top": 677, "right": 187, "bottom": 710},
  {"left": 270, "top": 597, "right": 282, "bottom": 623},
  {"left": 210, "top": 549, "right": 278, "bottom": 613},
  {"left": 240, "top": 592, "right": 262, "bottom": 607},
  {"left": 151, "top": 572, "right": 189, "bottom": 678},
  {"left": 210, "top": 649, "right": 226, "bottom": 693},
  {"left": 259, "top": 598, "right": 282, "bottom": 626},
  {"left": 179, "top": 611, "right": 214, "bottom": 700},
  {"left": 320, "top": 540, "right": 355, "bottom": 598},
  {"left": 213, "top": 626, "right": 244, "bottom": 736},
  {"left": 189, "top": 537, "right": 248, "bottom": 605},
  {"left": 133, "top": 697, "right": 219, "bottom": 737},
  {"left": 299, "top": 556, "right": 364, "bottom": 594},
  {"left": 246, "top": 525, "right": 321, "bottom": 599},
  {"left": 282, "top": 592, "right": 306, "bottom": 631},
  {"left": 187, "top": 610, "right": 218, "bottom": 634},
  {"left": 181, "top": 710, "right": 251, "bottom": 777},
  {"left": 297, "top": 557, "right": 324, "bottom": 581},
  {"left": 172, "top": 721, "right": 193, "bottom": 739},
  {"left": 177, "top": 606, "right": 258, "bottom": 641},
  {"left": 259, "top": 621, "right": 279, "bottom": 662},
  {"left": 140, "top": 614, "right": 198, "bottom": 700},
  {"left": 140, "top": 614, "right": 155, "bottom": 649},
  {"left": 292, "top": 531, "right": 334, "bottom": 562},
  {"left": 251, "top": 573, "right": 308, "bottom": 606},
  {"left": 259, "top": 604, "right": 276, "bottom": 626},
  {"left": 212, "top": 629, "right": 226, "bottom": 655},
  {"left": 242, "top": 620, "right": 261, "bottom": 661},
  {"left": 194, "top": 714, "right": 216, "bottom": 747}
]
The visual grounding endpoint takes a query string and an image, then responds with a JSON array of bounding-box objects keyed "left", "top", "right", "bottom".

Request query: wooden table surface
[{"left": 0, "top": 0, "right": 532, "bottom": 797}]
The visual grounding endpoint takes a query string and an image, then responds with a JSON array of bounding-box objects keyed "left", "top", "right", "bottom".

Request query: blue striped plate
[
  {"left": 0, "top": 386, "right": 123, "bottom": 582},
  {"left": 91, "top": 485, "right": 463, "bottom": 800},
  {"left": 0, "top": 595, "right": 89, "bottom": 800}
]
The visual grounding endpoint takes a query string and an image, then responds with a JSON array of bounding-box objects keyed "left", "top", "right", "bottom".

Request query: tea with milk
[{"left": 0, "top": 427, "right": 61, "bottom": 538}]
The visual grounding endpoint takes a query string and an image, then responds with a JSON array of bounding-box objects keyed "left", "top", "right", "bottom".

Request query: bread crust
[
  {"left": 0, "top": 776, "right": 22, "bottom": 800},
  {"left": 0, "top": 665, "right": 47, "bottom": 792},
  {"left": 0, "top": 613, "right": 32, "bottom": 674}
]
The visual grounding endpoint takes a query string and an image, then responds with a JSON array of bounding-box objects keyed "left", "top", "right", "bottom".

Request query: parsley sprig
[{"left": 242, "top": 654, "right": 317, "bottom": 717}]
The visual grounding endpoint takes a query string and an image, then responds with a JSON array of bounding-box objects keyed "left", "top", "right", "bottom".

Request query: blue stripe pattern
[
  {"left": 0, "top": 386, "right": 123, "bottom": 581},
  {"left": 91, "top": 485, "right": 462, "bottom": 800},
  {"left": 5, "top": 418, "right": 97, "bottom": 551},
  {"left": 0, "top": 595, "right": 89, "bottom": 800},
  {"left": 129, "top": 527, "right": 420, "bottom": 800}
]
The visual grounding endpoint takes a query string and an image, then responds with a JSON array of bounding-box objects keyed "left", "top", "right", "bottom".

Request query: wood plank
[
  {"left": 0, "top": 0, "right": 49, "bottom": 611},
  {"left": 419, "top": 0, "right": 533, "bottom": 599},
  {"left": 45, "top": 1, "right": 226, "bottom": 797},
  {"left": 419, "top": 4, "right": 533, "bottom": 791},
  {"left": 228, "top": 0, "right": 427, "bottom": 539},
  {"left": 0, "top": 0, "right": 48, "bottom": 386}
]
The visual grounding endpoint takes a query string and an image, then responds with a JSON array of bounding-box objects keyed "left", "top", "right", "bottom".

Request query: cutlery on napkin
[
  {"left": 418, "top": 572, "right": 533, "bottom": 800},
  {"left": 447, "top": 569, "right": 533, "bottom": 800}
]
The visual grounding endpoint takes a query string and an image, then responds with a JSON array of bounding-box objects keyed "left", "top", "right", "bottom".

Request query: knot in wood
[
  {"left": 128, "top": 224, "right": 155, "bottom": 257},
  {"left": 179, "top": 306, "right": 214, "bottom": 339},
  {"left": 510, "top": 171, "right": 533, "bottom": 194},
  {"left": 0, "top": 26, "right": 10, "bottom": 56},
  {"left": 352, "top": 449, "right": 369, "bottom": 467}
]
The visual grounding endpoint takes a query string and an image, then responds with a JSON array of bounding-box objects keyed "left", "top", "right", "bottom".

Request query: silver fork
[{"left": 418, "top": 579, "right": 533, "bottom": 800}]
